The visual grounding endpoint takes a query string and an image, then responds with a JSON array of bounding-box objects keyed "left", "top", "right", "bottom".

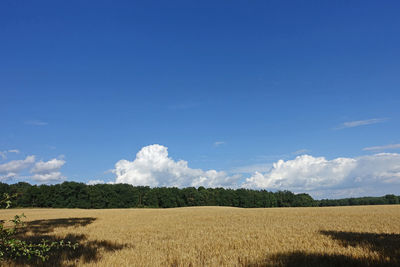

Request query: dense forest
[{"left": 0, "top": 182, "right": 398, "bottom": 209}]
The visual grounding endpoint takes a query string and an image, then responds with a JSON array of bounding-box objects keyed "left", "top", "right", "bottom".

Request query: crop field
[{"left": 1, "top": 205, "right": 400, "bottom": 266}]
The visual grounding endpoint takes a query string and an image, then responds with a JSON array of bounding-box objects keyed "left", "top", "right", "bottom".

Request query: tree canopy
[{"left": 0, "top": 182, "right": 398, "bottom": 209}]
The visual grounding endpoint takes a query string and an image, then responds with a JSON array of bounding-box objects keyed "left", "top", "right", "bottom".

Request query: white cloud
[
  {"left": 363, "top": 144, "right": 400, "bottom": 151},
  {"left": 337, "top": 118, "right": 388, "bottom": 129},
  {"left": 0, "top": 156, "right": 35, "bottom": 180},
  {"left": 113, "top": 144, "right": 240, "bottom": 188},
  {"left": 214, "top": 141, "right": 226, "bottom": 147},
  {"left": 292, "top": 149, "right": 309, "bottom": 155},
  {"left": 31, "top": 158, "right": 66, "bottom": 182},
  {"left": 232, "top": 149, "right": 310, "bottom": 174},
  {"left": 0, "top": 149, "right": 20, "bottom": 160},
  {"left": 25, "top": 120, "right": 48, "bottom": 126},
  {"left": 32, "top": 172, "right": 64, "bottom": 182},
  {"left": 87, "top": 179, "right": 115, "bottom": 185},
  {"left": 31, "top": 158, "right": 65, "bottom": 174},
  {"left": 114, "top": 145, "right": 400, "bottom": 198},
  {"left": 243, "top": 153, "right": 400, "bottom": 198},
  {"left": 87, "top": 179, "right": 106, "bottom": 185},
  {"left": 0, "top": 154, "right": 66, "bottom": 183}
]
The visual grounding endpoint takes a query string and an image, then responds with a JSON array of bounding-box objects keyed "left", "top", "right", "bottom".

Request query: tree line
[{"left": 0, "top": 182, "right": 398, "bottom": 209}]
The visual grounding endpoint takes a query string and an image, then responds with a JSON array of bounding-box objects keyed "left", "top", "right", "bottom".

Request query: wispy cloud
[
  {"left": 0, "top": 156, "right": 36, "bottom": 180},
  {"left": 213, "top": 141, "right": 226, "bottom": 147},
  {"left": 168, "top": 102, "right": 200, "bottom": 110},
  {"left": 336, "top": 118, "right": 388, "bottom": 129},
  {"left": 25, "top": 120, "right": 48, "bottom": 126},
  {"left": 253, "top": 149, "right": 310, "bottom": 162},
  {"left": 292, "top": 149, "right": 310, "bottom": 155},
  {"left": 0, "top": 149, "right": 20, "bottom": 160},
  {"left": 363, "top": 144, "right": 400, "bottom": 151}
]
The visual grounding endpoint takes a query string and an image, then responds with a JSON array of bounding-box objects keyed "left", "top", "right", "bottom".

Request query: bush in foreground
[{"left": 0, "top": 193, "right": 78, "bottom": 263}]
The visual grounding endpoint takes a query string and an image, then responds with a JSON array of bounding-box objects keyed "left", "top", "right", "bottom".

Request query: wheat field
[{"left": 1, "top": 205, "right": 400, "bottom": 266}]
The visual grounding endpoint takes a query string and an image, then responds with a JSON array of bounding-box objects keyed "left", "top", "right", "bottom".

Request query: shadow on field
[
  {"left": 11, "top": 217, "right": 128, "bottom": 267},
  {"left": 247, "top": 230, "right": 400, "bottom": 267},
  {"left": 321, "top": 230, "right": 400, "bottom": 262},
  {"left": 21, "top": 217, "right": 97, "bottom": 235}
]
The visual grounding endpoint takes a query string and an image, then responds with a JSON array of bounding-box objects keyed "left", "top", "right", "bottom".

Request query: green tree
[
  {"left": 293, "top": 193, "right": 315, "bottom": 207},
  {"left": 385, "top": 194, "right": 399, "bottom": 204}
]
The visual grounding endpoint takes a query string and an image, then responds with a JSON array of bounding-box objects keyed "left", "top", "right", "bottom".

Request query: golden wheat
[{"left": 1, "top": 205, "right": 400, "bottom": 266}]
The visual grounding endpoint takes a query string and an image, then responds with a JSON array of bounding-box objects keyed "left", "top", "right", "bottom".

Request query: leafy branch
[{"left": 0, "top": 193, "right": 78, "bottom": 263}]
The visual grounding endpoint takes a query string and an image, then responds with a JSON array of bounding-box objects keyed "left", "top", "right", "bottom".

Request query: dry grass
[{"left": 1, "top": 205, "right": 400, "bottom": 266}]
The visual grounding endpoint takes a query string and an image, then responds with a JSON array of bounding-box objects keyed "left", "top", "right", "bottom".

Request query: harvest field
[{"left": 2, "top": 206, "right": 400, "bottom": 266}]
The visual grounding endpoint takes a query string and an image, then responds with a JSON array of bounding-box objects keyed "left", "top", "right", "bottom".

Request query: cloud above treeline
[
  {"left": 2, "top": 144, "right": 400, "bottom": 199},
  {"left": 0, "top": 155, "right": 36, "bottom": 179},
  {"left": 0, "top": 154, "right": 65, "bottom": 183},
  {"left": 113, "top": 144, "right": 400, "bottom": 199},
  {"left": 31, "top": 158, "right": 66, "bottom": 182},
  {"left": 113, "top": 144, "right": 240, "bottom": 188},
  {"left": 242, "top": 153, "right": 400, "bottom": 198}
]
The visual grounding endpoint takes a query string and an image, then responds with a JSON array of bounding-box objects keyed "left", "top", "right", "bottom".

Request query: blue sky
[{"left": 1, "top": 1, "right": 400, "bottom": 198}]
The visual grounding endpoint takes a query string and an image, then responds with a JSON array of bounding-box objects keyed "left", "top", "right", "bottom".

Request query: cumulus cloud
[
  {"left": 337, "top": 118, "right": 388, "bottom": 129},
  {"left": 31, "top": 158, "right": 66, "bottom": 182},
  {"left": 363, "top": 144, "right": 400, "bottom": 151},
  {"left": 31, "top": 158, "right": 65, "bottom": 173},
  {"left": 243, "top": 153, "right": 400, "bottom": 198},
  {"left": 113, "top": 144, "right": 240, "bottom": 188},
  {"left": 31, "top": 172, "right": 64, "bottom": 182},
  {"left": 113, "top": 145, "right": 400, "bottom": 198},
  {"left": 0, "top": 156, "right": 35, "bottom": 180},
  {"left": 0, "top": 153, "right": 66, "bottom": 183},
  {"left": 232, "top": 149, "right": 310, "bottom": 174}
]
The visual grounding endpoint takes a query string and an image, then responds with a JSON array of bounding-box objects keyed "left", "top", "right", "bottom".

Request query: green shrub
[{"left": 0, "top": 193, "right": 78, "bottom": 262}]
